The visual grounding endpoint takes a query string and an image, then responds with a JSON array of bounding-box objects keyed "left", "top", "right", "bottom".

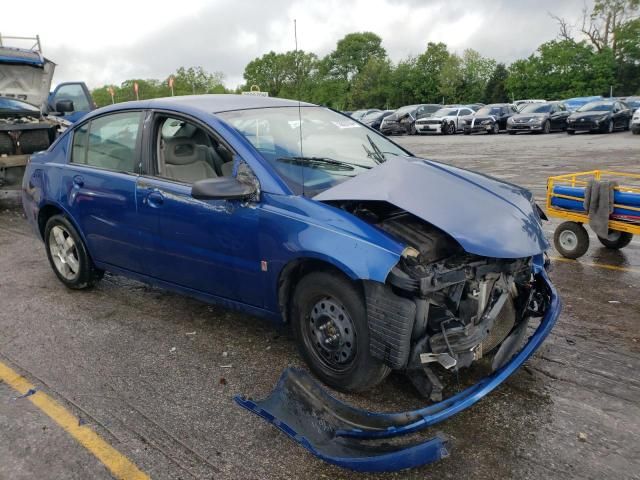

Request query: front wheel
[
  {"left": 554, "top": 221, "right": 589, "bottom": 259},
  {"left": 44, "top": 215, "right": 104, "bottom": 289},
  {"left": 597, "top": 230, "right": 633, "bottom": 249},
  {"left": 606, "top": 120, "right": 614, "bottom": 133},
  {"left": 543, "top": 120, "right": 551, "bottom": 134},
  {"left": 489, "top": 123, "right": 499, "bottom": 134},
  {"left": 291, "top": 271, "right": 390, "bottom": 392}
]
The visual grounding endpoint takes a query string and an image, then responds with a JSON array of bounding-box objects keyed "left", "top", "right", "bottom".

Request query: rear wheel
[
  {"left": 291, "top": 271, "right": 390, "bottom": 392},
  {"left": 597, "top": 230, "right": 633, "bottom": 249},
  {"left": 44, "top": 215, "right": 104, "bottom": 289},
  {"left": 554, "top": 221, "right": 589, "bottom": 259}
]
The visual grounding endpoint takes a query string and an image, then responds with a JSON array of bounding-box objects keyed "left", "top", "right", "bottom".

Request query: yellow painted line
[
  {"left": 0, "top": 361, "right": 149, "bottom": 480},
  {"left": 550, "top": 256, "right": 639, "bottom": 273}
]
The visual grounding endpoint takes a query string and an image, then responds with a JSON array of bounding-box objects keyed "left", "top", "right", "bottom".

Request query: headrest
[{"left": 164, "top": 138, "right": 202, "bottom": 166}]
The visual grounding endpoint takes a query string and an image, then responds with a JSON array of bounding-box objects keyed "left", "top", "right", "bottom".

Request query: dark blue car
[{"left": 22, "top": 94, "right": 559, "bottom": 404}]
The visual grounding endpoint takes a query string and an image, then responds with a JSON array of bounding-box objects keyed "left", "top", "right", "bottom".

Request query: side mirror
[
  {"left": 55, "top": 100, "right": 75, "bottom": 113},
  {"left": 191, "top": 177, "right": 256, "bottom": 201}
]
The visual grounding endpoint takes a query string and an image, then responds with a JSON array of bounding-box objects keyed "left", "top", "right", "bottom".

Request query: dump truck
[{"left": 0, "top": 34, "right": 95, "bottom": 202}]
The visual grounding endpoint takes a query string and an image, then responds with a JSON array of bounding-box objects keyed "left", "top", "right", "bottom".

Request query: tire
[
  {"left": 489, "top": 123, "right": 499, "bottom": 134},
  {"left": 44, "top": 215, "right": 104, "bottom": 289},
  {"left": 597, "top": 230, "right": 633, "bottom": 249},
  {"left": 553, "top": 221, "right": 590, "bottom": 259},
  {"left": 463, "top": 130, "right": 470, "bottom": 135},
  {"left": 447, "top": 122, "right": 456, "bottom": 135},
  {"left": 606, "top": 120, "right": 614, "bottom": 133},
  {"left": 567, "top": 129, "right": 575, "bottom": 135},
  {"left": 409, "top": 124, "right": 417, "bottom": 135},
  {"left": 543, "top": 120, "right": 551, "bottom": 134},
  {"left": 508, "top": 130, "right": 516, "bottom": 135},
  {"left": 625, "top": 119, "right": 631, "bottom": 131},
  {"left": 291, "top": 271, "right": 390, "bottom": 392}
]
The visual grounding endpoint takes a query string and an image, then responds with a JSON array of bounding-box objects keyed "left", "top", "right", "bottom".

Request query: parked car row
[{"left": 350, "top": 98, "right": 637, "bottom": 137}]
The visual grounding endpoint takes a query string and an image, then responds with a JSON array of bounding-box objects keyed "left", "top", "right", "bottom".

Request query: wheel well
[
  {"left": 277, "top": 258, "right": 359, "bottom": 323},
  {"left": 37, "top": 204, "right": 63, "bottom": 239}
]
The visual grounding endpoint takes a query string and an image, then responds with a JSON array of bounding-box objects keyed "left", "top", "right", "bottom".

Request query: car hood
[
  {"left": 512, "top": 113, "right": 548, "bottom": 121},
  {"left": 314, "top": 157, "right": 549, "bottom": 259},
  {"left": 0, "top": 58, "right": 56, "bottom": 108},
  {"left": 570, "top": 111, "right": 610, "bottom": 119}
]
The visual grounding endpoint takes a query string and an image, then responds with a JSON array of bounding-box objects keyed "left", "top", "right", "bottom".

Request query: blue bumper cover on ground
[{"left": 235, "top": 271, "right": 561, "bottom": 472}]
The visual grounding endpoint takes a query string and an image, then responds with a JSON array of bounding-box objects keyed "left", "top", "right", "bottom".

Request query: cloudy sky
[{"left": 6, "top": 0, "right": 593, "bottom": 89}]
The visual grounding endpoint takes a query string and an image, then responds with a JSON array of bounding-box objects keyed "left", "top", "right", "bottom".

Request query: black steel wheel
[
  {"left": 291, "top": 271, "right": 390, "bottom": 392},
  {"left": 597, "top": 230, "right": 633, "bottom": 249},
  {"left": 554, "top": 221, "right": 590, "bottom": 259}
]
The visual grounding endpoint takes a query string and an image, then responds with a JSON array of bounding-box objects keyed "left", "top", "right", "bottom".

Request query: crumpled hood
[{"left": 314, "top": 157, "right": 549, "bottom": 259}]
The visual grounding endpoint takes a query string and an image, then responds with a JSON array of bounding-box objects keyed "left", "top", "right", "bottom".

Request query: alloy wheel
[{"left": 48, "top": 225, "right": 80, "bottom": 281}]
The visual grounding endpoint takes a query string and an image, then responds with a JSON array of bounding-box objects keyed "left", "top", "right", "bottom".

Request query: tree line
[{"left": 92, "top": 0, "right": 639, "bottom": 109}]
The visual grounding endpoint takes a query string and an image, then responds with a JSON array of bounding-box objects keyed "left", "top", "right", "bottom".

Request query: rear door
[{"left": 60, "top": 110, "right": 145, "bottom": 273}]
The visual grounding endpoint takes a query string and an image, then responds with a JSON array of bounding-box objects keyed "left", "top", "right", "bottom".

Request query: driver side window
[{"left": 155, "top": 116, "right": 235, "bottom": 184}]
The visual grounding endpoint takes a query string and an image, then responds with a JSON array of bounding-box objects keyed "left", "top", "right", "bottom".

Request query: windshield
[
  {"left": 416, "top": 105, "right": 441, "bottom": 118},
  {"left": 476, "top": 106, "right": 502, "bottom": 116},
  {"left": 521, "top": 103, "right": 552, "bottom": 113},
  {"left": 577, "top": 102, "right": 613, "bottom": 112},
  {"left": 0, "top": 97, "right": 40, "bottom": 113},
  {"left": 218, "top": 106, "right": 409, "bottom": 196},
  {"left": 433, "top": 108, "right": 458, "bottom": 117}
]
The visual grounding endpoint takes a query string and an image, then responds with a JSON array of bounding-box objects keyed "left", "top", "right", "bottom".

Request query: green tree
[
  {"left": 349, "top": 57, "right": 393, "bottom": 108},
  {"left": 414, "top": 42, "right": 450, "bottom": 102},
  {"left": 484, "top": 63, "right": 510, "bottom": 103},
  {"left": 438, "top": 54, "right": 463, "bottom": 103},
  {"left": 173, "top": 66, "right": 225, "bottom": 95},
  {"left": 459, "top": 49, "right": 496, "bottom": 102},
  {"left": 506, "top": 40, "right": 616, "bottom": 99},
  {"left": 325, "top": 32, "right": 387, "bottom": 81}
]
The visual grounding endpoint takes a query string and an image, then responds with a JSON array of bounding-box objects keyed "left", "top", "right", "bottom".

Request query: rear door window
[{"left": 71, "top": 112, "right": 142, "bottom": 173}]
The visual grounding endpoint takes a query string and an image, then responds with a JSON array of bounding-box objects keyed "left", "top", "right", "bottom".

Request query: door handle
[
  {"left": 72, "top": 175, "right": 84, "bottom": 187},
  {"left": 146, "top": 191, "right": 164, "bottom": 207}
]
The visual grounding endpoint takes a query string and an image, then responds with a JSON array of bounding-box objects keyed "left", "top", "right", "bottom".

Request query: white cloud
[{"left": 4, "top": 0, "right": 593, "bottom": 89}]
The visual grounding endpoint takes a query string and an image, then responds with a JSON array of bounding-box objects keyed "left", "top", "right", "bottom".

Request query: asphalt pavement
[{"left": 1, "top": 130, "right": 639, "bottom": 479}]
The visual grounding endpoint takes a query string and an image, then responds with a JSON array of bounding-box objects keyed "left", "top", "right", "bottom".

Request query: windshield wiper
[
  {"left": 277, "top": 156, "right": 372, "bottom": 171},
  {"left": 363, "top": 134, "right": 388, "bottom": 164}
]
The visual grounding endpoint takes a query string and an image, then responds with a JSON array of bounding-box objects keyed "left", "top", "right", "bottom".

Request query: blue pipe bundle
[{"left": 551, "top": 185, "right": 640, "bottom": 218}]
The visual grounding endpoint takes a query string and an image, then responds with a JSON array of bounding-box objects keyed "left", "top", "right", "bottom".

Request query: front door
[
  {"left": 136, "top": 113, "right": 263, "bottom": 307},
  {"left": 61, "top": 110, "right": 145, "bottom": 273}
]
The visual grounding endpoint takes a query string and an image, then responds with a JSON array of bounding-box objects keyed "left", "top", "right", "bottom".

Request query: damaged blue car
[{"left": 22, "top": 95, "right": 561, "bottom": 472}]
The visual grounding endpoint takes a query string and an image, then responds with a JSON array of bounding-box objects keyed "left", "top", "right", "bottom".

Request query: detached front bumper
[{"left": 235, "top": 271, "right": 561, "bottom": 472}]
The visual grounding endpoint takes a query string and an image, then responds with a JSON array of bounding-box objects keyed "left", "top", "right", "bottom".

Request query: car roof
[{"left": 96, "top": 94, "right": 317, "bottom": 116}]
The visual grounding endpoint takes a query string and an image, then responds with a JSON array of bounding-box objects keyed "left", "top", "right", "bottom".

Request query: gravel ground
[{"left": 0, "top": 129, "right": 639, "bottom": 479}]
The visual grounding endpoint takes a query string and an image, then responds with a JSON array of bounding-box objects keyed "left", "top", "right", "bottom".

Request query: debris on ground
[{"left": 578, "top": 432, "right": 588, "bottom": 442}]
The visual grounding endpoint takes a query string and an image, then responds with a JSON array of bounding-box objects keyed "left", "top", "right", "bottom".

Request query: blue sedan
[{"left": 22, "top": 94, "right": 559, "bottom": 400}]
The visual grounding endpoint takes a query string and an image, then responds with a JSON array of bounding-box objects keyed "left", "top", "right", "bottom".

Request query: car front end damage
[
  {"left": 236, "top": 157, "right": 561, "bottom": 472},
  {"left": 463, "top": 116, "right": 496, "bottom": 133},
  {"left": 236, "top": 258, "right": 559, "bottom": 472}
]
